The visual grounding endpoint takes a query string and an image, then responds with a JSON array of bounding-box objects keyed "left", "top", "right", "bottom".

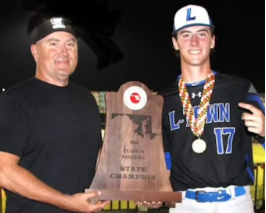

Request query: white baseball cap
[{"left": 172, "top": 5, "right": 214, "bottom": 35}]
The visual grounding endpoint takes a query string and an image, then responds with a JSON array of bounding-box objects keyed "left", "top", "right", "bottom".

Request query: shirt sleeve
[
  {"left": 162, "top": 109, "right": 172, "bottom": 170},
  {"left": 0, "top": 94, "right": 28, "bottom": 158},
  {"left": 157, "top": 89, "right": 173, "bottom": 170}
]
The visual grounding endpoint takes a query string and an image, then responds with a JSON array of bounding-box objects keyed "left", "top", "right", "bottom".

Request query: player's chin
[
  {"left": 186, "top": 59, "right": 204, "bottom": 66},
  {"left": 188, "top": 56, "right": 208, "bottom": 66}
]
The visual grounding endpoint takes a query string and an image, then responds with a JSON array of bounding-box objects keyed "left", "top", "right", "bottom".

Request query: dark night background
[{"left": 0, "top": 0, "right": 264, "bottom": 93}]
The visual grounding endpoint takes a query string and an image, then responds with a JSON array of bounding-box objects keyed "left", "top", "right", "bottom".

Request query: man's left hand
[{"left": 238, "top": 102, "right": 265, "bottom": 137}]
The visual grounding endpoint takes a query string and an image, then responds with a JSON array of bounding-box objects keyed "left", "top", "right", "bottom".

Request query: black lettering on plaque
[
  {"left": 110, "top": 174, "right": 156, "bottom": 180},
  {"left": 120, "top": 166, "right": 147, "bottom": 172},
  {"left": 123, "top": 149, "right": 145, "bottom": 153},
  {"left": 130, "top": 141, "right": 138, "bottom": 144},
  {"left": 121, "top": 155, "right": 145, "bottom": 159},
  {"left": 112, "top": 114, "right": 157, "bottom": 139}
]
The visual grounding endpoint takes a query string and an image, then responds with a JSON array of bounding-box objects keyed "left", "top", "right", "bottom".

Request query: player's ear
[
  {"left": 172, "top": 36, "right": 179, "bottom": 51},
  {"left": 211, "top": 35, "right": 215, "bottom": 49}
]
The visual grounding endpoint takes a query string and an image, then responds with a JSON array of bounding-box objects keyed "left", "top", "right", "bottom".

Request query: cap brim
[
  {"left": 34, "top": 28, "right": 78, "bottom": 43},
  {"left": 172, "top": 23, "right": 215, "bottom": 35}
]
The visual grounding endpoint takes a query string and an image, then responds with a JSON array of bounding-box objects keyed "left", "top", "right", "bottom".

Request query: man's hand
[
  {"left": 0, "top": 151, "right": 110, "bottom": 212},
  {"left": 65, "top": 191, "right": 110, "bottom": 212},
  {"left": 238, "top": 102, "right": 265, "bottom": 137},
  {"left": 134, "top": 201, "right": 162, "bottom": 209}
]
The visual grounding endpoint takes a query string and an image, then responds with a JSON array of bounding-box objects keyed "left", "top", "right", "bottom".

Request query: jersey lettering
[
  {"left": 214, "top": 127, "right": 235, "bottom": 154},
  {"left": 206, "top": 103, "right": 230, "bottom": 123},
  {"left": 169, "top": 103, "right": 234, "bottom": 155},
  {"left": 170, "top": 103, "right": 230, "bottom": 129},
  {"left": 169, "top": 111, "right": 183, "bottom": 130}
]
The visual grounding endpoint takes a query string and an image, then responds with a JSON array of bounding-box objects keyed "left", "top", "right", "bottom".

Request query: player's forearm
[{"left": 0, "top": 164, "right": 72, "bottom": 210}]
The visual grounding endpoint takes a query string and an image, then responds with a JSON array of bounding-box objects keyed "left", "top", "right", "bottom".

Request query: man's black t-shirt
[
  {"left": 159, "top": 71, "right": 265, "bottom": 191},
  {"left": 0, "top": 77, "right": 102, "bottom": 213}
]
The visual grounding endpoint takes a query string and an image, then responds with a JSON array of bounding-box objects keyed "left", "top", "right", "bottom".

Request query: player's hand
[
  {"left": 238, "top": 102, "right": 265, "bottom": 137},
  {"left": 64, "top": 191, "right": 110, "bottom": 212},
  {"left": 134, "top": 201, "right": 162, "bottom": 209}
]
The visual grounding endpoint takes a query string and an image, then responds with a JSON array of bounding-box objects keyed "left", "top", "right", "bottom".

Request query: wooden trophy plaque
[{"left": 85, "top": 81, "right": 181, "bottom": 205}]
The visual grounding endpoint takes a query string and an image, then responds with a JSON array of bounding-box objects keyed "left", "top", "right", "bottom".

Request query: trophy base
[{"left": 85, "top": 189, "right": 181, "bottom": 206}]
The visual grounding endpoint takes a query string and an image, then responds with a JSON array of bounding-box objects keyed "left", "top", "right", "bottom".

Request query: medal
[
  {"left": 192, "top": 138, "right": 206, "bottom": 153},
  {"left": 179, "top": 72, "right": 215, "bottom": 153}
]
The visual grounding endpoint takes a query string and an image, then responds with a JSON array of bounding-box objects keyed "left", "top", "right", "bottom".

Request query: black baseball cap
[{"left": 34, "top": 17, "right": 78, "bottom": 43}]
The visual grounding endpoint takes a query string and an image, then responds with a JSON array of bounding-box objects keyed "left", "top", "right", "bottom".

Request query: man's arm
[
  {"left": 239, "top": 102, "right": 265, "bottom": 148},
  {"left": 0, "top": 151, "right": 72, "bottom": 208},
  {"left": 0, "top": 94, "right": 109, "bottom": 212},
  {"left": 0, "top": 95, "right": 72, "bottom": 209},
  {"left": 238, "top": 84, "right": 265, "bottom": 149},
  {"left": 0, "top": 151, "right": 109, "bottom": 212}
]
